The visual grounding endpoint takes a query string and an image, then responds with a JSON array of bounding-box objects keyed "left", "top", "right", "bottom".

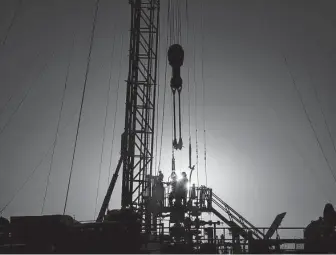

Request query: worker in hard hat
[
  {"left": 180, "top": 172, "right": 188, "bottom": 205},
  {"left": 175, "top": 172, "right": 188, "bottom": 206},
  {"left": 153, "top": 171, "right": 164, "bottom": 210},
  {"left": 169, "top": 171, "right": 177, "bottom": 207},
  {"left": 158, "top": 171, "right": 163, "bottom": 183}
]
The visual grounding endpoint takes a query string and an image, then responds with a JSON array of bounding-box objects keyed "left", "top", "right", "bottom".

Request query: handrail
[{"left": 212, "top": 192, "right": 264, "bottom": 240}]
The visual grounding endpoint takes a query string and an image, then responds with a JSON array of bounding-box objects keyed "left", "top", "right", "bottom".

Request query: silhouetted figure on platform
[
  {"left": 176, "top": 172, "right": 188, "bottom": 206},
  {"left": 169, "top": 172, "right": 178, "bottom": 207}
]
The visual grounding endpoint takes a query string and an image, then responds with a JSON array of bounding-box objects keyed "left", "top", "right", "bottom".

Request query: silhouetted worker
[
  {"left": 178, "top": 172, "right": 188, "bottom": 205},
  {"left": 153, "top": 171, "right": 164, "bottom": 210},
  {"left": 158, "top": 170, "right": 163, "bottom": 183},
  {"left": 190, "top": 183, "right": 196, "bottom": 199},
  {"left": 220, "top": 233, "right": 225, "bottom": 243},
  {"left": 169, "top": 171, "right": 177, "bottom": 207},
  {"left": 200, "top": 188, "right": 205, "bottom": 208}
]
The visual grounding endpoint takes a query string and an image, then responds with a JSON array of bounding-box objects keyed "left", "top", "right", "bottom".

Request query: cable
[
  {"left": 186, "top": 0, "right": 191, "bottom": 138},
  {"left": 63, "top": 0, "right": 100, "bottom": 215},
  {"left": 193, "top": 23, "right": 199, "bottom": 186},
  {"left": 283, "top": 54, "right": 336, "bottom": 185},
  {"left": 0, "top": 51, "right": 54, "bottom": 138},
  {"left": 93, "top": 29, "right": 117, "bottom": 218},
  {"left": 0, "top": 109, "right": 80, "bottom": 214},
  {"left": 154, "top": 6, "right": 162, "bottom": 175},
  {"left": 41, "top": 33, "right": 76, "bottom": 215},
  {"left": 168, "top": 0, "right": 172, "bottom": 45},
  {"left": 185, "top": 0, "right": 194, "bottom": 173},
  {"left": 0, "top": 95, "right": 13, "bottom": 120},
  {"left": 0, "top": 145, "right": 53, "bottom": 215},
  {"left": 1, "top": 0, "right": 22, "bottom": 46},
  {"left": 0, "top": 108, "right": 83, "bottom": 215},
  {"left": 178, "top": 0, "right": 181, "bottom": 43},
  {"left": 260, "top": 10, "right": 333, "bottom": 201},
  {"left": 158, "top": 1, "right": 171, "bottom": 173},
  {"left": 307, "top": 71, "right": 336, "bottom": 159},
  {"left": 200, "top": 2, "right": 208, "bottom": 187},
  {"left": 107, "top": 33, "right": 124, "bottom": 187}
]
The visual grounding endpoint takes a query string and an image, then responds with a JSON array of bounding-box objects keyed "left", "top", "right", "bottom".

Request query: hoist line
[
  {"left": 63, "top": 0, "right": 100, "bottom": 215},
  {"left": 107, "top": 35, "right": 124, "bottom": 187},
  {"left": 200, "top": 1, "right": 207, "bottom": 187},
  {"left": 177, "top": 0, "right": 181, "bottom": 44},
  {"left": 178, "top": 91, "right": 182, "bottom": 142},
  {"left": 175, "top": 0, "right": 179, "bottom": 43},
  {"left": 168, "top": 0, "right": 172, "bottom": 45},
  {"left": 157, "top": 1, "right": 171, "bottom": 173},
  {"left": 186, "top": 0, "right": 193, "bottom": 172},
  {"left": 193, "top": 23, "right": 199, "bottom": 187},
  {"left": 1, "top": 0, "right": 22, "bottom": 46},
  {"left": 171, "top": 93, "right": 175, "bottom": 172},
  {"left": 94, "top": 29, "right": 117, "bottom": 219},
  {"left": 41, "top": 32, "right": 76, "bottom": 215},
  {"left": 186, "top": 0, "right": 191, "bottom": 139},
  {"left": 173, "top": 0, "right": 176, "bottom": 43},
  {"left": 0, "top": 110, "right": 80, "bottom": 215},
  {"left": 170, "top": 0, "right": 177, "bottom": 145},
  {"left": 169, "top": 0, "right": 173, "bottom": 43},
  {"left": 283, "top": 54, "right": 336, "bottom": 185},
  {"left": 0, "top": 51, "right": 54, "bottom": 139},
  {"left": 169, "top": 0, "right": 183, "bottom": 150},
  {"left": 154, "top": 9, "right": 162, "bottom": 176},
  {"left": 169, "top": 0, "right": 176, "bottom": 149},
  {"left": 172, "top": 91, "right": 177, "bottom": 144},
  {"left": 308, "top": 71, "right": 336, "bottom": 159}
]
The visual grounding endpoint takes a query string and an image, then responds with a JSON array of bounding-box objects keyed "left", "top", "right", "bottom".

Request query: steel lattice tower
[
  {"left": 121, "top": 0, "right": 160, "bottom": 221},
  {"left": 96, "top": 0, "right": 160, "bottom": 228}
]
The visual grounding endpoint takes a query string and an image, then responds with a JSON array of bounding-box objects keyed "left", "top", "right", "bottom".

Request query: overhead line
[
  {"left": 283, "top": 54, "right": 336, "bottom": 185},
  {"left": 41, "top": 33, "right": 76, "bottom": 215},
  {"left": 63, "top": 0, "right": 100, "bottom": 215},
  {"left": 107, "top": 33, "right": 124, "bottom": 187}
]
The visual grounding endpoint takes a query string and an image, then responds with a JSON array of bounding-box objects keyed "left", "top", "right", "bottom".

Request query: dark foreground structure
[
  {"left": 0, "top": 210, "right": 142, "bottom": 253},
  {"left": 1, "top": 200, "right": 336, "bottom": 253}
]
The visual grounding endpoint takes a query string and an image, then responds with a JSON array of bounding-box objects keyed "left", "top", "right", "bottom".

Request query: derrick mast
[{"left": 121, "top": 0, "right": 160, "bottom": 217}]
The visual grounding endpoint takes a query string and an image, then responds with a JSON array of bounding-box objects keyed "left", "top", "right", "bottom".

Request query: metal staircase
[{"left": 211, "top": 192, "right": 264, "bottom": 240}]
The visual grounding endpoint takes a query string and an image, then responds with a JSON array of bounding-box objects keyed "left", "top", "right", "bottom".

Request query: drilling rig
[{"left": 2, "top": 0, "right": 336, "bottom": 253}]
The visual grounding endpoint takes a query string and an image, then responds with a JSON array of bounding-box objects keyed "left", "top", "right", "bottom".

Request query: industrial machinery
[{"left": 0, "top": 0, "right": 335, "bottom": 253}]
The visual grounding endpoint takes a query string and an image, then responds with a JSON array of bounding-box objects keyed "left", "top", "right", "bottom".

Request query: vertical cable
[
  {"left": 186, "top": 0, "right": 191, "bottom": 139},
  {"left": 94, "top": 29, "right": 117, "bottom": 219},
  {"left": 154, "top": 15, "right": 162, "bottom": 176},
  {"left": 158, "top": 1, "right": 170, "bottom": 173},
  {"left": 193, "top": 23, "right": 199, "bottom": 186},
  {"left": 63, "top": 0, "right": 100, "bottom": 215},
  {"left": 200, "top": 1, "right": 207, "bottom": 187},
  {"left": 41, "top": 33, "right": 76, "bottom": 215},
  {"left": 107, "top": 34, "right": 124, "bottom": 186}
]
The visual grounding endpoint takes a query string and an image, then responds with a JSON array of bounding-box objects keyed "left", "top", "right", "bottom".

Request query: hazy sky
[{"left": 1, "top": 0, "right": 336, "bottom": 237}]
